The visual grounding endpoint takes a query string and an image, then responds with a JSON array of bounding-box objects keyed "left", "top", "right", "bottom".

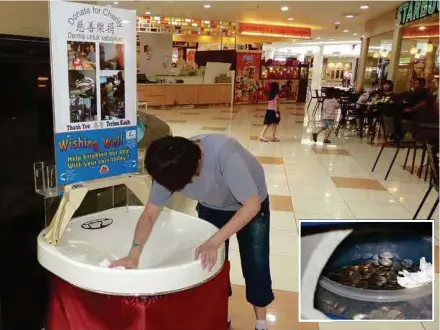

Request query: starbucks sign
[{"left": 396, "top": 0, "right": 439, "bottom": 25}]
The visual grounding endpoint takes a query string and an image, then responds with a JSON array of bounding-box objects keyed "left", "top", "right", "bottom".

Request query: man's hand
[
  {"left": 195, "top": 239, "right": 220, "bottom": 272},
  {"left": 110, "top": 255, "right": 139, "bottom": 269}
]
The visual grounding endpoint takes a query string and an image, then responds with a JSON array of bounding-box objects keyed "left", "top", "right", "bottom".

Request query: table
[{"left": 46, "top": 262, "right": 230, "bottom": 330}]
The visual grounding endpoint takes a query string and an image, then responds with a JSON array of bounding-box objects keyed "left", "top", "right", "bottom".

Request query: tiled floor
[{"left": 149, "top": 101, "right": 439, "bottom": 330}]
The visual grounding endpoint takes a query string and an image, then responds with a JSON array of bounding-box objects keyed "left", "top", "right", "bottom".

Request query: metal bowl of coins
[{"left": 315, "top": 228, "right": 433, "bottom": 320}]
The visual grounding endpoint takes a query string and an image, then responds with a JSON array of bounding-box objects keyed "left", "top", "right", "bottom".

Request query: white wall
[{"left": 138, "top": 33, "right": 173, "bottom": 76}]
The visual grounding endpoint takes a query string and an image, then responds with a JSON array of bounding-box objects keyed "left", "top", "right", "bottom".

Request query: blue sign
[{"left": 55, "top": 126, "right": 138, "bottom": 190}]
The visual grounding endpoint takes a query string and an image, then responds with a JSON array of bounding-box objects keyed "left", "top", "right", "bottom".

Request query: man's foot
[
  {"left": 323, "top": 139, "right": 331, "bottom": 144},
  {"left": 271, "top": 137, "right": 280, "bottom": 142},
  {"left": 312, "top": 133, "right": 318, "bottom": 142},
  {"left": 255, "top": 320, "right": 268, "bottom": 330},
  {"left": 259, "top": 137, "right": 269, "bottom": 142}
]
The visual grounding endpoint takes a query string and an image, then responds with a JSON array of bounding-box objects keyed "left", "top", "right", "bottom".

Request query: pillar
[
  {"left": 387, "top": 25, "right": 403, "bottom": 84},
  {"left": 311, "top": 45, "right": 324, "bottom": 91},
  {"left": 356, "top": 37, "right": 370, "bottom": 92}
]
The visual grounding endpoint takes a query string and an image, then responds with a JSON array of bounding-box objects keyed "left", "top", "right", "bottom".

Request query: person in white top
[{"left": 312, "top": 89, "right": 340, "bottom": 144}]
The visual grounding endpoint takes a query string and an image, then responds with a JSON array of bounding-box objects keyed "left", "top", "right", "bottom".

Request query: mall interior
[{"left": 0, "top": 1, "right": 439, "bottom": 330}]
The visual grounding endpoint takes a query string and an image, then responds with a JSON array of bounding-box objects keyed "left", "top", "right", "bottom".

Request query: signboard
[
  {"left": 234, "top": 52, "right": 261, "bottom": 104},
  {"left": 49, "top": 1, "right": 138, "bottom": 192},
  {"left": 397, "top": 0, "right": 439, "bottom": 25}
]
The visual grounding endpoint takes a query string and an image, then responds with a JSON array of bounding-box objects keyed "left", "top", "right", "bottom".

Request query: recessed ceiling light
[
  {"left": 203, "top": 4, "right": 211, "bottom": 9},
  {"left": 360, "top": 4, "right": 369, "bottom": 9},
  {"left": 288, "top": 17, "right": 294, "bottom": 21},
  {"left": 330, "top": 38, "right": 334, "bottom": 41},
  {"left": 316, "top": 37, "right": 321, "bottom": 39},
  {"left": 334, "top": 21, "right": 341, "bottom": 25},
  {"left": 419, "top": 26, "right": 426, "bottom": 30},
  {"left": 145, "top": 11, "right": 151, "bottom": 15},
  {"left": 113, "top": 1, "right": 118, "bottom": 4},
  {"left": 353, "top": 33, "right": 358, "bottom": 36},
  {"left": 345, "top": 14, "right": 356, "bottom": 18},
  {"left": 343, "top": 30, "right": 349, "bottom": 33},
  {"left": 281, "top": 6, "right": 289, "bottom": 11},
  {"left": 361, "top": 35, "right": 365, "bottom": 38}
]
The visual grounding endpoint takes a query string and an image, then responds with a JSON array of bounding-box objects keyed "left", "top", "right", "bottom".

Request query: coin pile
[
  {"left": 315, "top": 286, "right": 432, "bottom": 320},
  {"left": 325, "top": 254, "right": 420, "bottom": 290}
]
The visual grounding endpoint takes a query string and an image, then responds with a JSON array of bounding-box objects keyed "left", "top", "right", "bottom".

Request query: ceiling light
[
  {"left": 345, "top": 14, "right": 356, "bottom": 18},
  {"left": 329, "top": 38, "right": 334, "bottom": 40},
  {"left": 343, "top": 29, "right": 349, "bottom": 33},
  {"left": 353, "top": 33, "right": 358, "bottom": 36},
  {"left": 145, "top": 11, "right": 151, "bottom": 15},
  {"left": 419, "top": 26, "right": 426, "bottom": 30},
  {"left": 334, "top": 21, "right": 341, "bottom": 25},
  {"left": 316, "top": 37, "right": 321, "bottom": 39},
  {"left": 373, "top": 52, "right": 379, "bottom": 58},
  {"left": 281, "top": 6, "right": 289, "bottom": 11},
  {"left": 113, "top": 1, "right": 118, "bottom": 4},
  {"left": 288, "top": 17, "right": 294, "bottom": 21},
  {"left": 360, "top": 4, "right": 369, "bottom": 9},
  {"left": 361, "top": 35, "right": 365, "bottom": 38},
  {"left": 203, "top": 4, "right": 211, "bottom": 8}
]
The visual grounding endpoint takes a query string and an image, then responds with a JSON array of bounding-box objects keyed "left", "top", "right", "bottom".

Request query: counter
[{"left": 137, "top": 83, "right": 232, "bottom": 107}]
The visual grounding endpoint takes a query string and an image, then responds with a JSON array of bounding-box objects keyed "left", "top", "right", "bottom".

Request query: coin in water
[
  {"left": 353, "top": 314, "right": 369, "bottom": 320},
  {"left": 379, "top": 258, "right": 394, "bottom": 267},
  {"left": 386, "top": 309, "right": 403, "bottom": 319},
  {"left": 370, "top": 310, "right": 385, "bottom": 319},
  {"left": 380, "top": 251, "right": 394, "bottom": 259},
  {"left": 373, "top": 275, "right": 387, "bottom": 286}
]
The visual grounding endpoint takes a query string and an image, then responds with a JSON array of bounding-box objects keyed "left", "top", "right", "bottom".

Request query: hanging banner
[
  {"left": 49, "top": 1, "right": 138, "bottom": 192},
  {"left": 234, "top": 52, "right": 261, "bottom": 104}
]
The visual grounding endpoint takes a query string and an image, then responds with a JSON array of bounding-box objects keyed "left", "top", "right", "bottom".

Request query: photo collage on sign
[
  {"left": 67, "top": 41, "right": 126, "bottom": 124},
  {"left": 99, "top": 43, "right": 126, "bottom": 121},
  {"left": 67, "top": 41, "right": 97, "bottom": 123}
]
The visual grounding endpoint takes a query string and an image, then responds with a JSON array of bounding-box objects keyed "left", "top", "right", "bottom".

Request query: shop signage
[
  {"left": 239, "top": 23, "right": 312, "bottom": 39},
  {"left": 49, "top": 1, "right": 138, "bottom": 193},
  {"left": 397, "top": 0, "right": 439, "bottom": 25}
]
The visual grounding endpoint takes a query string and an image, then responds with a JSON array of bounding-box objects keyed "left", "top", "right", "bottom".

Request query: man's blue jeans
[{"left": 196, "top": 196, "right": 274, "bottom": 307}]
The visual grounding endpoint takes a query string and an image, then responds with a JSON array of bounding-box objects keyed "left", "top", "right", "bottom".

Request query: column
[
  {"left": 311, "top": 45, "right": 324, "bottom": 91},
  {"left": 356, "top": 37, "right": 370, "bottom": 92},
  {"left": 387, "top": 25, "right": 403, "bottom": 83}
]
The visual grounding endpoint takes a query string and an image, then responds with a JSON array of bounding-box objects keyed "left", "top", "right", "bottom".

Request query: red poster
[
  {"left": 234, "top": 52, "right": 261, "bottom": 104},
  {"left": 258, "top": 79, "right": 299, "bottom": 103}
]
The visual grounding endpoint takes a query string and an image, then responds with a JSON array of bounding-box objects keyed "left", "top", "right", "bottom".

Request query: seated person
[{"left": 402, "top": 78, "right": 435, "bottom": 122}]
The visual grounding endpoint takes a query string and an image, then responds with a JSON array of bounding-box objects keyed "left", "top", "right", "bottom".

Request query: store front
[
  {"left": 363, "top": 31, "right": 393, "bottom": 90},
  {"left": 395, "top": 1, "right": 439, "bottom": 94}
]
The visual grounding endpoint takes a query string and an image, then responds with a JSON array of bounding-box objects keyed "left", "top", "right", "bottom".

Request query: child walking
[
  {"left": 260, "top": 82, "right": 281, "bottom": 142},
  {"left": 312, "top": 89, "right": 340, "bottom": 144}
]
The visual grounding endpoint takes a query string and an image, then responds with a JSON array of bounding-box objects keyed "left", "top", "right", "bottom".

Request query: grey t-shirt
[{"left": 148, "top": 134, "right": 268, "bottom": 211}]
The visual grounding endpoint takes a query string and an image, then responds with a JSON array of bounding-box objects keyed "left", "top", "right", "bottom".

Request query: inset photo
[
  {"left": 67, "top": 41, "right": 96, "bottom": 70},
  {"left": 100, "top": 70, "right": 125, "bottom": 120},
  {"left": 100, "top": 43, "right": 124, "bottom": 70},
  {"left": 299, "top": 220, "right": 434, "bottom": 321},
  {"left": 68, "top": 70, "right": 97, "bottom": 123}
]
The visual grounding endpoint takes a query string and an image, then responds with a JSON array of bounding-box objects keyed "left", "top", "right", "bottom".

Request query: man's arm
[
  {"left": 129, "top": 180, "right": 172, "bottom": 258},
  {"left": 208, "top": 152, "right": 262, "bottom": 247},
  {"left": 208, "top": 193, "right": 261, "bottom": 247},
  {"left": 128, "top": 203, "right": 162, "bottom": 259}
]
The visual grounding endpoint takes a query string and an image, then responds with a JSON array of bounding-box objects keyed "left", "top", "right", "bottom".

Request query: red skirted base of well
[{"left": 46, "top": 262, "right": 230, "bottom": 330}]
